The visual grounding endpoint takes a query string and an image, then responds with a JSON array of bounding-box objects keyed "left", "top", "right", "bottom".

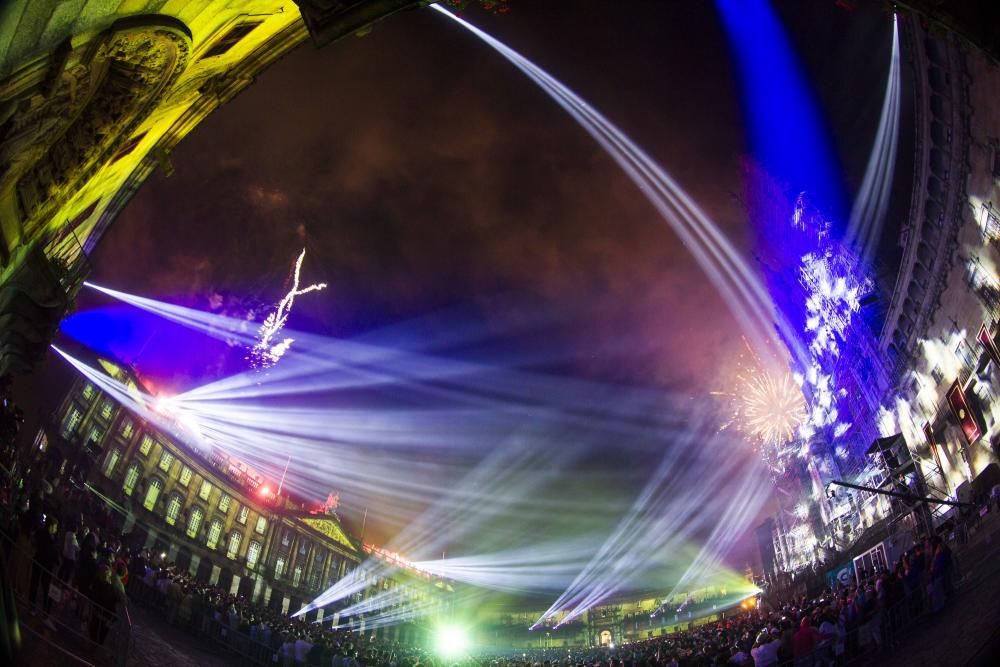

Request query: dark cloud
[{"left": 92, "top": 3, "right": 759, "bottom": 394}]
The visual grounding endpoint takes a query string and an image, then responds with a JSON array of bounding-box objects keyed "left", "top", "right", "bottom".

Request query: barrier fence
[{"left": 1, "top": 526, "right": 132, "bottom": 667}]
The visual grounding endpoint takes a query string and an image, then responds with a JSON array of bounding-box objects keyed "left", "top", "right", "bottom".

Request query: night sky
[{"left": 36, "top": 1, "right": 905, "bottom": 557}]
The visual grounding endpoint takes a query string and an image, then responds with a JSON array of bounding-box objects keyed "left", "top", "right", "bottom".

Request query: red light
[{"left": 259, "top": 485, "right": 271, "bottom": 497}]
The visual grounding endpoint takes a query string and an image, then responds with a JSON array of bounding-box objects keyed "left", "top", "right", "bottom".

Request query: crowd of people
[
  {"left": 0, "top": 385, "right": 444, "bottom": 666},
  {"left": 0, "top": 377, "right": 972, "bottom": 667},
  {"left": 476, "top": 537, "right": 955, "bottom": 667},
  {"left": 115, "top": 530, "right": 957, "bottom": 667},
  {"left": 127, "top": 560, "right": 438, "bottom": 667}
]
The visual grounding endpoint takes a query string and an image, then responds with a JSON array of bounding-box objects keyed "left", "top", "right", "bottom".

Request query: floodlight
[{"left": 435, "top": 623, "right": 471, "bottom": 659}]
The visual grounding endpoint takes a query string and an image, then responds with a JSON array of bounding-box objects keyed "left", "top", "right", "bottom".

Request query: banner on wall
[
  {"left": 946, "top": 380, "right": 982, "bottom": 444},
  {"left": 977, "top": 323, "right": 1000, "bottom": 366},
  {"left": 826, "top": 561, "right": 854, "bottom": 590}
]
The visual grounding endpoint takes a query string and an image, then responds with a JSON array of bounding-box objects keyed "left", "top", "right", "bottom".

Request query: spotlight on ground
[{"left": 434, "top": 623, "right": 471, "bottom": 660}]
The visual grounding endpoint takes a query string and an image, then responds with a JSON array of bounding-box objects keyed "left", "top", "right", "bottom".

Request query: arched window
[
  {"left": 206, "top": 519, "right": 223, "bottom": 550},
  {"left": 187, "top": 506, "right": 204, "bottom": 539},
  {"left": 62, "top": 408, "right": 83, "bottom": 438},
  {"left": 143, "top": 478, "right": 164, "bottom": 511},
  {"left": 123, "top": 463, "right": 141, "bottom": 496},
  {"left": 246, "top": 540, "right": 262, "bottom": 568},
  {"left": 165, "top": 494, "right": 183, "bottom": 525},
  {"left": 226, "top": 531, "right": 242, "bottom": 560},
  {"left": 104, "top": 448, "right": 121, "bottom": 478},
  {"left": 308, "top": 549, "right": 326, "bottom": 590}
]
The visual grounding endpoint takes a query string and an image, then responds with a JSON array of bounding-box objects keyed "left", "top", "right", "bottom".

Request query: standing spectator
[
  {"left": 296, "top": 632, "right": 315, "bottom": 666},
  {"left": 929, "top": 536, "right": 952, "bottom": 612},
  {"left": 6, "top": 514, "right": 33, "bottom": 596},
  {"left": 88, "top": 564, "right": 120, "bottom": 645},
  {"left": 792, "top": 616, "right": 826, "bottom": 667},
  {"left": 29, "top": 516, "right": 60, "bottom": 621},
  {"left": 58, "top": 522, "right": 79, "bottom": 585},
  {"left": 816, "top": 609, "right": 841, "bottom": 667},
  {"left": 750, "top": 630, "right": 780, "bottom": 667}
]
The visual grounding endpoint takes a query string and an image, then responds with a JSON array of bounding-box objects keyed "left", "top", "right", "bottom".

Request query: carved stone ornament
[{"left": 0, "top": 15, "right": 192, "bottom": 243}]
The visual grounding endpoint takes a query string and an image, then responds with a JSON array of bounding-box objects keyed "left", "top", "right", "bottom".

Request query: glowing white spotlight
[
  {"left": 435, "top": 624, "right": 471, "bottom": 659},
  {"left": 429, "top": 2, "right": 808, "bottom": 370}
]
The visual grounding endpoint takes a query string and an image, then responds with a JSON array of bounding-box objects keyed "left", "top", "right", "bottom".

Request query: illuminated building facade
[
  {"left": 44, "top": 353, "right": 456, "bottom": 640},
  {"left": 875, "top": 12, "right": 1000, "bottom": 515},
  {"left": 45, "top": 357, "right": 362, "bottom": 617},
  {"left": 757, "top": 10, "right": 1000, "bottom": 582}
]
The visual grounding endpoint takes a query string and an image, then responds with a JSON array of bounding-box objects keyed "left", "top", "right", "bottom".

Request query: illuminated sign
[{"left": 946, "top": 381, "right": 981, "bottom": 444}]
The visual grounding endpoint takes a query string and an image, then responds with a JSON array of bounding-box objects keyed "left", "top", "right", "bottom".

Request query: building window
[
  {"left": 206, "top": 519, "right": 223, "bottom": 550},
  {"left": 218, "top": 494, "right": 232, "bottom": 513},
  {"left": 82, "top": 383, "right": 96, "bottom": 401},
  {"left": 179, "top": 466, "right": 193, "bottom": 487},
  {"left": 957, "top": 339, "right": 977, "bottom": 370},
  {"left": 255, "top": 516, "right": 267, "bottom": 534},
  {"left": 62, "top": 409, "right": 83, "bottom": 438},
  {"left": 143, "top": 478, "right": 164, "bottom": 511},
  {"left": 120, "top": 418, "right": 134, "bottom": 439},
  {"left": 199, "top": 480, "right": 212, "bottom": 501},
  {"left": 980, "top": 202, "right": 1000, "bottom": 243},
  {"left": 187, "top": 506, "right": 204, "bottom": 539},
  {"left": 281, "top": 528, "right": 292, "bottom": 547},
  {"left": 309, "top": 551, "right": 325, "bottom": 590},
  {"left": 33, "top": 430, "right": 48, "bottom": 453},
  {"left": 247, "top": 540, "right": 262, "bottom": 568},
  {"left": 275, "top": 555, "right": 286, "bottom": 579},
  {"left": 226, "top": 531, "right": 242, "bottom": 560},
  {"left": 237, "top": 505, "right": 248, "bottom": 524},
  {"left": 100, "top": 400, "right": 115, "bottom": 420},
  {"left": 931, "top": 366, "right": 945, "bottom": 385},
  {"left": 201, "top": 22, "right": 262, "bottom": 60},
  {"left": 103, "top": 449, "right": 121, "bottom": 478},
  {"left": 86, "top": 426, "right": 104, "bottom": 448},
  {"left": 292, "top": 565, "right": 303, "bottom": 588},
  {"left": 139, "top": 435, "right": 154, "bottom": 456},
  {"left": 123, "top": 463, "right": 141, "bottom": 496},
  {"left": 158, "top": 450, "right": 175, "bottom": 473},
  {"left": 299, "top": 539, "right": 309, "bottom": 556},
  {"left": 165, "top": 494, "right": 183, "bottom": 525},
  {"left": 976, "top": 379, "right": 996, "bottom": 405}
]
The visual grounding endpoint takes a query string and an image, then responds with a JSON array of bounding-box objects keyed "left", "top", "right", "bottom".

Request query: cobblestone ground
[
  {"left": 127, "top": 602, "right": 235, "bottom": 667},
  {"left": 13, "top": 599, "right": 235, "bottom": 666},
  {"left": 15, "top": 591, "right": 117, "bottom": 666}
]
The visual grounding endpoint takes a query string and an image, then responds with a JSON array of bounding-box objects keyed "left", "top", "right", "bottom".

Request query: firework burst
[
  {"left": 249, "top": 249, "right": 327, "bottom": 369},
  {"left": 740, "top": 370, "right": 807, "bottom": 447},
  {"left": 712, "top": 340, "right": 807, "bottom": 453}
]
